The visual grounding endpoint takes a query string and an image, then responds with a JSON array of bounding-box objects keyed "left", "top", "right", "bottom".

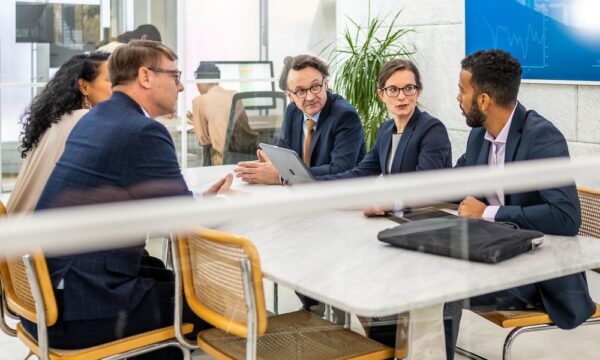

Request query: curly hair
[
  {"left": 19, "top": 52, "right": 110, "bottom": 158},
  {"left": 461, "top": 49, "right": 522, "bottom": 107}
]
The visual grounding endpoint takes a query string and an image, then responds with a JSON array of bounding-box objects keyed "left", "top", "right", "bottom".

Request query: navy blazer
[
  {"left": 276, "top": 92, "right": 366, "bottom": 176},
  {"left": 317, "top": 108, "right": 451, "bottom": 180},
  {"left": 455, "top": 102, "right": 594, "bottom": 329},
  {"left": 36, "top": 92, "right": 190, "bottom": 321}
]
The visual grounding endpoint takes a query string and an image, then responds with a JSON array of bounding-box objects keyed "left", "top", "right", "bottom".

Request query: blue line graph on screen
[
  {"left": 466, "top": 0, "right": 600, "bottom": 83},
  {"left": 483, "top": 17, "right": 547, "bottom": 69}
]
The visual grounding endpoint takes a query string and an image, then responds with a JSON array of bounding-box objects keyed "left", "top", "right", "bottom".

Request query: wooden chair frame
[
  {"left": 172, "top": 228, "right": 267, "bottom": 359},
  {"left": 16, "top": 252, "right": 192, "bottom": 360},
  {"left": 172, "top": 227, "right": 394, "bottom": 360}
]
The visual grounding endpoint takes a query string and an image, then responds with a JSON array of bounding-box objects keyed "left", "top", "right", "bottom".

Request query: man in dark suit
[
  {"left": 445, "top": 49, "right": 595, "bottom": 359},
  {"left": 27, "top": 40, "right": 231, "bottom": 357},
  {"left": 234, "top": 54, "right": 366, "bottom": 184}
]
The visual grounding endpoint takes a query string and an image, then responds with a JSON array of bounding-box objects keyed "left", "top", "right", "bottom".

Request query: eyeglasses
[
  {"left": 289, "top": 80, "right": 326, "bottom": 98},
  {"left": 380, "top": 84, "right": 419, "bottom": 97},
  {"left": 148, "top": 67, "right": 182, "bottom": 85}
]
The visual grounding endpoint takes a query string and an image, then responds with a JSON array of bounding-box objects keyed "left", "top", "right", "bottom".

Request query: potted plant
[{"left": 328, "top": 5, "right": 415, "bottom": 148}]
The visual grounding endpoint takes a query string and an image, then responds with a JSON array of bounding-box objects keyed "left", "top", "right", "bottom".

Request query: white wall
[
  {"left": 270, "top": 0, "right": 336, "bottom": 88},
  {"left": 0, "top": 0, "right": 36, "bottom": 142},
  {"left": 336, "top": 0, "right": 600, "bottom": 189},
  {"left": 180, "top": 0, "right": 333, "bottom": 110}
]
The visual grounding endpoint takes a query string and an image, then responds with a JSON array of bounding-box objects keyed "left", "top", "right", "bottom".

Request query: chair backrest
[
  {"left": 176, "top": 228, "right": 267, "bottom": 338},
  {"left": 0, "top": 201, "right": 58, "bottom": 326},
  {"left": 577, "top": 187, "right": 600, "bottom": 238},
  {"left": 223, "top": 91, "right": 287, "bottom": 164}
]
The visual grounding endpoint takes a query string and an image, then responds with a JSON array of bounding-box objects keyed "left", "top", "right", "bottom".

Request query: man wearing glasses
[
  {"left": 33, "top": 40, "right": 229, "bottom": 357},
  {"left": 235, "top": 54, "right": 366, "bottom": 184}
]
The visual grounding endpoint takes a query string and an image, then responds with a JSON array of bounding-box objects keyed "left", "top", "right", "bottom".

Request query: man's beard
[{"left": 463, "top": 96, "right": 486, "bottom": 128}]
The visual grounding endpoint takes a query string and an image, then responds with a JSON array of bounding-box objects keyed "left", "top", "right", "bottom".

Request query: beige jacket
[
  {"left": 7, "top": 109, "right": 88, "bottom": 214},
  {"left": 191, "top": 86, "right": 258, "bottom": 155}
]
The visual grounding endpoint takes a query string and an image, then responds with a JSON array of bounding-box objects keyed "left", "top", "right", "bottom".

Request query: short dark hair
[
  {"left": 194, "top": 61, "right": 220, "bottom": 79},
  {"left": 280, "top": 55, "right": 329, "bottom": 91},
  {"left": 116, "top": 31, "right": 134, "bottom": 43},
  {"left": 278, "top": 56, "right": 293, "bottom": 91},
  {"left": 109, "top": 40, "right": 177, "bottom": 86},
  {"left": 461, "top": 49, "right": 522, "bottom": 106},
  {"left": 132, "top": 24, "right": 162, "bottom": 42},
  {"left": 377, "top": 59, "right": 422, "bottom": 90}
]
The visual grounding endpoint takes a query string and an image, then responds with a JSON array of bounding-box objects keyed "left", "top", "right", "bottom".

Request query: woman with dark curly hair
[{"left": 7, "top": 52, "right": 111, "bottom": 214}]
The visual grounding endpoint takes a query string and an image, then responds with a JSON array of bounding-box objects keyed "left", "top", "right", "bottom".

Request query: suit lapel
[
  {"left": 379, "top": 122, "right": 393, "bottom": 174},
  {"left": 390, "top": 109, "right": 420, "bottom": 173},
  {"left": 310, "top": 92, "right": 334, "bottom": 157},
  {"left": 476, "top": 140, "right": 490, "bottom": 165},
  {"left": 504, "top": 103, "right": 526, "bottom": 163},
  {"left": 293, "top": 111, "right": 304, "bottom": 155}
]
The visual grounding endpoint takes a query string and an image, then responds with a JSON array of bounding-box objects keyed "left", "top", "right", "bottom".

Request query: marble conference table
[{"left": 183, "top": 165, "right": 600, "bottom": 359}]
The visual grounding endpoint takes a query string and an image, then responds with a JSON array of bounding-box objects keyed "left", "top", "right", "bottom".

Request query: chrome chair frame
[
  {"left": 457, "top": 317, "right": 600, "bottom": 360},
  {"left": 240, "top": 258, "right": 258, "bottom": 360},
  {"left": 171, "top": 235, "right": 200, "bottom": 352},
  {"left": 0, "top": 279, "right": 17, "bottom": 336}
]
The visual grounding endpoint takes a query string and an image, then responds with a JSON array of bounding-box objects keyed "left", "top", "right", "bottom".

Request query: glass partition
[{"left": 0, "top": 0, "right": 177, "bottom": 192}]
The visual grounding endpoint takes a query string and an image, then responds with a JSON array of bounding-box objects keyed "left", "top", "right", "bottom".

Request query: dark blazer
[
  {"left": 276, "top": 92, "right": 366, "bottom": 177},
  {"left": 455, "top": 102, "right": 594, "bottom": 329},
  {"left": 317, "top": 108, "right": 452, "bottom": 180},
  {"left": 36, "top": 92, "right": 190, "bottom": 321}
]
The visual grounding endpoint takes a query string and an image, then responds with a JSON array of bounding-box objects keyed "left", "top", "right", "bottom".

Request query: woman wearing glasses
[
  {"left": 317, "top": 59, "right": 452, "bottom": 214},
  {"left": 7, "top": 52, "right": 111, "bottom": 214}
]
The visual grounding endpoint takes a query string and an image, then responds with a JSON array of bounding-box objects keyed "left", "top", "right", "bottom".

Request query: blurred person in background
[{"left": 187, "top": 61, "right": 259, "bottom": 165}]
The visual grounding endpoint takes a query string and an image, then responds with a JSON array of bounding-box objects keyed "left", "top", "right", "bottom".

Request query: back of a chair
[
  {"left": 0, "top": 201, "right": 58, "bottom": 326},
  {"left": 222, "top": 91, "right": 287, "bottom": 164},
  {"left": 176, "top": 228, "right": 267, "bottom": 338},
  {"left": 578, "top": 187, "right": 600, "bottom": 238}
]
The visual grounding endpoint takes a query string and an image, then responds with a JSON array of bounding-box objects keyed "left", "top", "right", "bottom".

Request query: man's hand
[
  {"left": 202, "top": 173, "right": 233, "bottom": 197},
  {"left": 234, "top": 150, "right": 280, "bottom": 185},
  {"left": 458, "top": 196, "right": 486, "bottom": 219},
  {"left": 363, "top": 203, "right": 393, "bottom": 217}
]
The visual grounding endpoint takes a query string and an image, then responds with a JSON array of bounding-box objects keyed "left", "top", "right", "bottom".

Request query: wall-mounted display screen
[{"left": 466, "top": 0, "right": 600, "bottom": 83}]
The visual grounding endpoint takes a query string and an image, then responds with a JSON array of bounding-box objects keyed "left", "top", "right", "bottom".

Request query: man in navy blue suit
[
  {"left": 234, "top": 54, "right": 366, "bottom": 184},
  {"left": 28, "top": 40, "right": 231, "bottom": 358},
  {"left": 445, "top": 49, "right": 595, "bottom": 359}
]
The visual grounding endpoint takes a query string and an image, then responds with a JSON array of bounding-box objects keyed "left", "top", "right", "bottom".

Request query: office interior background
[
  {"left": 2, "top": 0, "right": 599, "bottom": 193},
  {"left": 1, "top": 0, "right": 600, "bottom": 358}
]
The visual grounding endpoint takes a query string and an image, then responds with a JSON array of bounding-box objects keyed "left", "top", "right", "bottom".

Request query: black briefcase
[{"left": 377, "top": 218, "right": 544, "bottom": 263}]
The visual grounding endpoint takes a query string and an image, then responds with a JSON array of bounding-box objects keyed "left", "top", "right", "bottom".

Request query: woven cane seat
[
  {"left": 475, "top": 303, "right": 600, "bottom": 328},
  {"left": 197, "top": 310, "right": 394, "bottom": 360},
  {"left": 578, "top": 187, "right": 600, "bottom": 274}
]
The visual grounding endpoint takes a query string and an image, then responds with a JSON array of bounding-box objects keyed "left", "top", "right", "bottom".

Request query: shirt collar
[
  {"left": 140, "top": 106, "right": 151, "bottom": 118},
  {"left": 484, "top": 101, "right": 518, "bottom": 145},
  {"left": 304, "top": 111, "right": 321, "bottom": 124}
]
